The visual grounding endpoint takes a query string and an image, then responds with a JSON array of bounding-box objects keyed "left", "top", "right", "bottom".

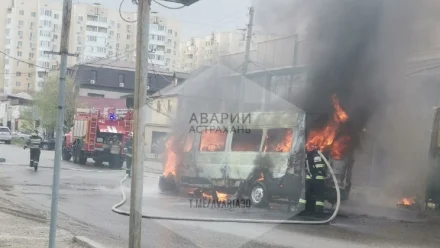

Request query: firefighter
[
  {"left": 124, "top": 132, "right": 133, "bottom": 177},
  {"left": 298, "top": 148, "right": 327, "bottom": 215},
  {"left": 24, "top": 130, "right": 43, "bottom": 168}
]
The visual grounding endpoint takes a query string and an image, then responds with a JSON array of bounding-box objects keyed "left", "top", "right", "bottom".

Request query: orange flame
[
  {"left": 199, "top": 130, "right": 227, "bottom": 152},
  {"left": 263, "top": 129, "right": 293, "bottom": 152},
  {"left": 398, "top": 197, "right": 416, "bottom": 206},
  {"left": 163, "top": 137, "right": 177, "bottom": 177},
  {"left": 330, "top": 136, "right": 351, "bottom": 160},
  {"left": 256, "top": 172, "right": 264, "bottom": 182},
  {"left": 306, "top": 94, "right": 349, "bottom": 154},
  {"left": 202, "top": 191, "right": 228, "bottom": 201}
]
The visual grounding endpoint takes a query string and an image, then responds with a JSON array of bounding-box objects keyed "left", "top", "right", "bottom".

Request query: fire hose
[{"left": 112, "top": 150, "right": 341, "bottom": 224}]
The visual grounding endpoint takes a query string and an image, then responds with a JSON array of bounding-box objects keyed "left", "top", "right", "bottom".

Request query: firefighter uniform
[
  {"left": 25, "top": 131, "right": 43, "bottom": 167},
  {"left": 125, "top": 133, "right": 133, "bottom": 177},
  {"left": 298, "top": 149, "right": 326, "bottom": 213}
]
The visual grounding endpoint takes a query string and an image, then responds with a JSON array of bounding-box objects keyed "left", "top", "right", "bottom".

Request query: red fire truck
[{"left": 62, "top": 108, "right": 133, "bottom": 168}]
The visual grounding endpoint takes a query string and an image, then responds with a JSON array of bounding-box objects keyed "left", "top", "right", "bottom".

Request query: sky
[{"left": 62, "top": 0, "right": 253, "bottom": 40}]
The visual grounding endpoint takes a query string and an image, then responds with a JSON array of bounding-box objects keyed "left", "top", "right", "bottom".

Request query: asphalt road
[{"left": 1, "top": 143, "right": 440, "bottom": 248}]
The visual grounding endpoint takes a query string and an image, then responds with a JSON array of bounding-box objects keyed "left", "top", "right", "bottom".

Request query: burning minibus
[{"left": 158, "top": 96, "right": 354, "bottom": 208}]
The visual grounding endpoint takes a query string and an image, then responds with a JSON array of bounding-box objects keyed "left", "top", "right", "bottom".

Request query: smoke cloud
[{"left": 253, "top": 0, "right": 439, "bottom": 211}]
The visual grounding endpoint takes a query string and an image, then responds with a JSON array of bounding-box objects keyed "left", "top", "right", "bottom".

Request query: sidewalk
[
  {"left": 0, "top": 191, "right": 100, "bottom": 248},
  {"left": 0, "top": 210, "right": 82, "bottom": 248}
]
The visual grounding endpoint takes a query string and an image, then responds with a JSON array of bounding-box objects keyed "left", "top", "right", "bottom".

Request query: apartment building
[
  {"left": 177, "top": 31, "right": 275, "bottom": 72},
  {"left": 0, "top": 0, "right": 181, "bottom": 94}
]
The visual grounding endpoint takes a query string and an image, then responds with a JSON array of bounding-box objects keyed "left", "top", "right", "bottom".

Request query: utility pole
[
  {"left": 239, "top": 6, "right": 254, "bottom": 111},
  {"left": 47, "top": 0, "right": 75, "bottom": 248},
  {"left": 129, "top": 0, "right": 150, "bottom": 247},
  {"left": 242, "top": 6, "right": 254, "bottom": 75}
]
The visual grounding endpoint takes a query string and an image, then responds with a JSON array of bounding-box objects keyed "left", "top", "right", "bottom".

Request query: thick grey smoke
[{"left": 254, "top": 0, "right": 440, "bottom": 211}]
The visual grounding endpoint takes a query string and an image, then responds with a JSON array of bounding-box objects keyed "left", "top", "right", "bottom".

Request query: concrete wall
[{"left": 78, "top": 88, "right": 128, "bottom": 99}]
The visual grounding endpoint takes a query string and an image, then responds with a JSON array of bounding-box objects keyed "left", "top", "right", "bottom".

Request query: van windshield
[
  {"left": 199, "top": 130, "right": 227, "bottom": 152},
  {"left": 231, "top": 129, "right": 263, "bottom": 152},
  {"left": 263, "top": 128, "right": 294, "bottom": 152}
]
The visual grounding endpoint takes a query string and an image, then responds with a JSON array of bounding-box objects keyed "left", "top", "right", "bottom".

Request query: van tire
[
  {"left": 158, "top": 176, "right": 176, "bottom": 193},
  {"left": 250, "top": 182, "right": 269, "bottom": 208}
]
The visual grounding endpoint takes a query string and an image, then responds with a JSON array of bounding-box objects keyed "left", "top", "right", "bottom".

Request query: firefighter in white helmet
[{"left": 124, "top": 132, "right": 133, "bottom": 177}]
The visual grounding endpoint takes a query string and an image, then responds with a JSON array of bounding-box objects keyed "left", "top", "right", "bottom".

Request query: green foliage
[
  {"left": 33, "top": 73, "right": 77, "bottom": 132},
  {"left": 19, "top": 108, "right": 34, "bottom": 132}
]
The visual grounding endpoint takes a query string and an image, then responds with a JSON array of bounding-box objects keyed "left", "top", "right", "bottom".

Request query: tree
[
  {"left": 19, "top": 108, "right": 35, "bottom": 132},
  {"left": 33, "top": 73, "right": 77, "bottom": 135}
]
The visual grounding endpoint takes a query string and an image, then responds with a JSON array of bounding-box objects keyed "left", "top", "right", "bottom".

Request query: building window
[
  {"left": 29, "top": 53, "right": 34, "bottom": 58},
  {"left": 97, "top": 47, "right": 106, "bottom": 53},
  {"left": 87, "top": 93, "right": 104, "bottom": 98},
  {"left": 127, "top": 34, "right": 131, "bottom": 39},
  {"left": 166, "top": 49, "right": 171, "bottom": 54},
  {"left": 77, "top": 47, "right": 82, "bottom": 52},
  {"left": 7, "top": 18, "right": 11, "bottom": 24},
  {"left": 19, "top": 10, "right": 24, "bottom": 15},
  {"left": 54, "top": 24, "right": 59, "bottom": 30},
  {"left": 16, "top": 72, "right": 21, "bottom": 76},
  {"left": 78, "top": 16, "right": 83, "bottom": 21},
  {"left": 18, "top": 31, "right": 23, "bottom": 37},
  {"left": 157, "top": 101, "right": 161, "bottom": 112},
  {"left": 119, "top": 74, "right": 125, "bottom": 86},
  {"left": 168, "top": 100, "right": 172, "bottom": 113},
  {"left": 18, "top": 41, "right": 22, "bottom": 47},
  {"left": 87, "top": 15, "right": 98, "bottom": 22},
  {"left": 168, "top": 29, "right": 173, "bottom": 34},
  {"left": 28, "top": 73, "right": 31, "bottom": 77},
  {"left": 91, "top": 70, "right": 97, "bottom": 81},
  {"left": 16, "top": 82, "right": 21, "bottom": 86},
  {"left": 5, "top": 49, "right": 10, "bottom": 55},
  {"left": 31, "top": 12, "right": 36, "bottom": 17},
  {"left": 158, "top": 25, "right": 165, "bottom": 31},
  {"left": 117, "top": 33, "right": 120, "bottom": 39},
  {"left": 87, "top": 36, "right": 97, "bottom": 42},
  {"left": 18, "top": 20, "right": 23, "bottom": 26},
  {"left": 45, "top": 10, "right": 52, "bottom": 16},
  {"left": 17, "top": 51, "right": 22, "bottom": 57},
  {"left": 54, "top": 14, "right": 59, "bottom": 19}
]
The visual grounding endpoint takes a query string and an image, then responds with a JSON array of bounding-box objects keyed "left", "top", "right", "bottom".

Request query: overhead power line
[
  {"left": 0, "top": 50, "right": 50, "bottom": 70},
  {"left": 119, "top": 0, "right": 137, "bottom": 23},
  {"left": 153, "top": 0, "right": 185, "bottom": 9}
]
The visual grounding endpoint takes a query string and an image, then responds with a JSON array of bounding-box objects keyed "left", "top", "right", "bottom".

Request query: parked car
[
  {"left": 0, "top": 126, "right": 12, "bottom": 144},
  {"left": 12, "top": 131, "right": 31, "bottom": 140},
  {"left": 41, "top": 138, "right": 56, "bottom": 150}
]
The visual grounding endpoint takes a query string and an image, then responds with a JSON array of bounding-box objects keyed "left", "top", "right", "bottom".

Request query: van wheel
[
  {"left": 250, "top": 183, "right": 269, "bottom": 208},
  {"left": 158, "top": 176, "right": 176, "bottom": 193}
]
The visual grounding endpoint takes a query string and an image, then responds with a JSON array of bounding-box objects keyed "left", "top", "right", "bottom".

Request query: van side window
[
  {"left": 263, "top": 128, "right": 293, "bottom": 152},
  {"left": 199, "top": 130, "right": 227, "bottom": 152},
  {"left": 184, "top": 134, "right": 194, "bottom": 152},
  {"left": 231, "top": 129, "right": 263, "bottom": 152}
]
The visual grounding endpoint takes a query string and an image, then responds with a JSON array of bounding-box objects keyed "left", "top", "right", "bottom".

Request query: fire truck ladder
[{"left": 88, "top": 109, "right": 99, "bottom": 151}]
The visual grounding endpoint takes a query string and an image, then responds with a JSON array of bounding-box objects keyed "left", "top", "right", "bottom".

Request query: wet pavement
[{"left": 1, "top": 143, "right": 440, "bottom": 248}]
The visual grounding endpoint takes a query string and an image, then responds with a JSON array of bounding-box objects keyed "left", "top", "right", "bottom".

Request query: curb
[{"left": 73, "top": 236, "right": 106, "bottom": 248}]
